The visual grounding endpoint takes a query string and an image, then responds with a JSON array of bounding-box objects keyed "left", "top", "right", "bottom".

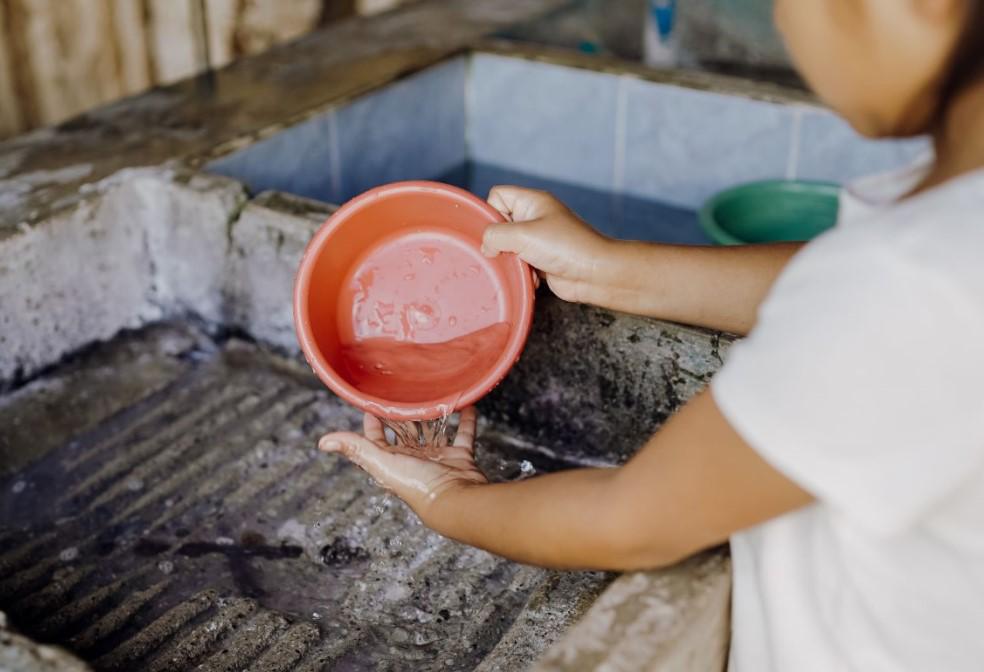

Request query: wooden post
[
  {"left": 146, "top": 0, "right": 199, "bottom": 85},
  {"left": 0, "top": 0, "right": 366, "bottom": 140},
  {"left": 0, "top": 0, "right": 26, "bottom": 138},
  {"left": 110, "top": 0, "right": 154, "bottom": 97}
]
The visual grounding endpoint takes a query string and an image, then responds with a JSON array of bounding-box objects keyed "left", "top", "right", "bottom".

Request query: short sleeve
[{"left": 712, "top": 229, "right": 984, "bottom": 534}]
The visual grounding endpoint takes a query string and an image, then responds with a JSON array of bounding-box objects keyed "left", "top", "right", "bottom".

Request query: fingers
[
  {"left": 487, "top": 185, "right": 521, "bottom": 220},
  {"left": 482, "top": 221, "right": 528, "bottom": 258},
  {"left": 320, "top": 430, "right": 444, "bottom": 510},
  {"left": 363, "top": 413, "right": 387, "bottom": 444},
  {"left": 318, "top": 431, "right": 379, "bottom": 470},
  {"left": 487, "top": 185, "right": 560, "bottom": 221},
  {"left": 453, "top": 406, "right": 478, "bottom": 452}
]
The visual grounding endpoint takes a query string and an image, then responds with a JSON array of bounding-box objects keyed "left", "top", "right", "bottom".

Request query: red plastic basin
[{"left": 293, "top": 181, "right": 535, "bottom": 421}]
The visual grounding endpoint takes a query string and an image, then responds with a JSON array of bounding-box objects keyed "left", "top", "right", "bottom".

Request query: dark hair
[{"left": 941, "top": 1, "right": 984, "bottom": 106}]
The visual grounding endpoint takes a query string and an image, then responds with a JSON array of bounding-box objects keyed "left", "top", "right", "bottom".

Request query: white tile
[
  {"left": 795, "top": 106, "right": 931, "bottom": 183},
  {"left": 468, "top": 54, "right": 618, "bottom": 192},
  {"left": 622, "top": 78, "right": 795, "bottom": 209},
  {"left": 208, "top": 113, "right": 336, "bottom": 202},
  {"left": 335, "top": 58, "right": 467, "bottom": 200}
]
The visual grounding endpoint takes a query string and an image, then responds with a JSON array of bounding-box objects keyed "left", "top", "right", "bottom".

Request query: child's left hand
[{"left": 318, "top": 407, "right": 487, "bottom": 518}]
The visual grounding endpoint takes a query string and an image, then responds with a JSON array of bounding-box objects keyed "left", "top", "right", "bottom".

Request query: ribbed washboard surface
[{"left": 0, "top": 324, "right": 608, "bottom": 671}]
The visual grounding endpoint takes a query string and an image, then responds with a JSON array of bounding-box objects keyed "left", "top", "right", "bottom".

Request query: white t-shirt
[{"left": 713, "top": 162, "right": 984, "bottom": 672}]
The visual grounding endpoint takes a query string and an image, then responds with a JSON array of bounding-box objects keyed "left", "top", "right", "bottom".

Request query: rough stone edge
[
  {"left": 0, "top": 167, "right": 247, "bottom": 386},
  {"left": 534, "top": 551, "right": 732, "bottom": 672},
  {"left": 0, "top": 166, "right": 341, "bottom": 386},
  {"left": 0, "top": 611, "right": 92, "bottom": 672},
  {"left": 224, "top": 191, "right": 335, "bottom": 351},
  {"left": 476, "top": 570, "right": 615, "bottom": 672}
]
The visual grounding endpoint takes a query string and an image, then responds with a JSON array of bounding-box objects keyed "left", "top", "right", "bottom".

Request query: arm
[
  {"left": 593, "top": 240, "right": 800, "bottom": 335},
  {"left": 321, "top": 392, "right": 813, "bottom": 571},
  {"left": 483, "top": 186, "right": 801, "bottom": 335}
]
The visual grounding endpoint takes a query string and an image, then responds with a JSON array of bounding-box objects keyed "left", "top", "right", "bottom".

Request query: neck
[{"left": 916, "top": 78, "right": 984, "bottom": 193}]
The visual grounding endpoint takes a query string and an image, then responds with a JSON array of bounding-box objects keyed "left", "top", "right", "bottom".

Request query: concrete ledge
[
  {"left": 536, "top": 551, "right": 731, "bottom": 672},
  {"left": 0, "top": 168, "right": 246, "bottom": 385},
  {"left": 225, "top": 191, "right": 334, "bottom": 351},
  {"left": 0, "top": 611, "right": 91, "bottom": 672},
  {"left": 0, "top": 190, "right": 151, "bottom": 384}
]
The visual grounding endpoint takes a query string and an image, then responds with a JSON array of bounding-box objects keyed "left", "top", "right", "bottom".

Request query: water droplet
[
  {"left": 59, "top": 547, "right": 79, "bottom": 562},
  {"left": 420, "top": 247, "right": 439, "bottom": 265},
  {"left": 404, "top": 273, "right": 415, "bottom": 281},
  {"left": 157, "top": 560, "right": 174, "bottom": 574},
  {"left": 11, "top": 480, "right": 26, "bottom": 494},
  {"left": 405, "top": 303, "right": 440, "bottom": 331},
  {"left": 448, "top": 316, "right": 457, "bottom": 327}
]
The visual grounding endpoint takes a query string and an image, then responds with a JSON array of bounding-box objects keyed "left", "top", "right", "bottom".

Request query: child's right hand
[
  {"left": 483, "top": 185, "right": 802, "bottom": 334},
  {"left": 482, "top": 186, "right": 617, "bottom": 306}
]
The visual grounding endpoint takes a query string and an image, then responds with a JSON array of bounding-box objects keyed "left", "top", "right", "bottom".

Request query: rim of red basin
[{"left": 293, "top": 180, "right": 536, "bottom": 421}]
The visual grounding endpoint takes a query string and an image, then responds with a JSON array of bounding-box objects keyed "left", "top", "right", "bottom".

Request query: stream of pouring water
[
  {"left": 376, "top": 397, "right": 459, "bottom": 457},
  {"left": 341, "top": 326, "right": 508, "bottom": 456}
]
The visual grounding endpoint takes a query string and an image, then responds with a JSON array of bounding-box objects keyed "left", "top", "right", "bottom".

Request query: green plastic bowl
[{"left": 699, "top": 180, "right": 840, "bottom": 245}]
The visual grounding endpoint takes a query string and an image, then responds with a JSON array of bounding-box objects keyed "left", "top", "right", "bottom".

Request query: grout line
[
  {"left": 464, "top": 53, "right": 475, "bottom": 166},
  {"left": 613, "top": 75, "right": 629, "bottom": 195},
  {"left": 786, "top": 107, "right": 803, "bottom": 180},
  {"left": 327, "top": 110, "right": 343, "bottom": 201}
]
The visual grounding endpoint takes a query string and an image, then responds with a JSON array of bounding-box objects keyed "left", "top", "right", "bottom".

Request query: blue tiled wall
[
  {"left": 794, "top": 107, "right": 930, "bottom": 183},
  {"left": 209, "top": 58, "right": 467, "bottom": 204},
  {"left": 467, "top": 54, "right": 929, "bottom": 211},
  {"left": 208, "top": 113, "right": 337, "bottom": 203},
  {"left": 210, "top": 52, "right": 929, "bottom": 215},
  {"left": 621, "top": 78, "right": 794, "bottom": 209},
  {"left": 468, "top": 54, "right": 619, "bottom": 193}
]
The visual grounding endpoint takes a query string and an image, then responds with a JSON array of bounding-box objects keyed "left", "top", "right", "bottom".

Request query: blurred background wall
[
  {"left": 0, "top": 0, "right": 790, "bottom": 143},
  {"left": 0, "top": 0, "right": 411, "bottom": 141}
]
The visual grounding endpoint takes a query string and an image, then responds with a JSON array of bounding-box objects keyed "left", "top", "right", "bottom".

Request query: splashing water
[{"left": 378, "top": 405, "right": 457, "bottom": 458}]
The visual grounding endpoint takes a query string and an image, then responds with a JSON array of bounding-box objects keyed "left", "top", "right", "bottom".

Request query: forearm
[
  {"left": 422, "top": 467, "right": 681, "bottom": 571},
  {"left": 593, "top": 240, "right": 802, "bottom": 335}
]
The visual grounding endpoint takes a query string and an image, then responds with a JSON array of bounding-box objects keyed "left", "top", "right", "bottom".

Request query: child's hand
[
  {"left": 318, "top": 408, "right": 487, "bottom": 518},
  {"left": 482, "top": 186, "right": 616, "bottom": 305}
]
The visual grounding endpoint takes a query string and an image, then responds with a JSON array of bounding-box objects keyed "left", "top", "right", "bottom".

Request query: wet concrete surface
[
  {"left": 0, "top": 323, "right": 611, "bottom": 671},
  {"left": 482, "top": 296, "right": 732, "bottom": 466}
]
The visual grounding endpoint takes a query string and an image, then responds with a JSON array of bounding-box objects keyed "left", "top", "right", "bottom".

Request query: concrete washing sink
[{"left": 0, "top": 173, "right": 733, "bottom": 671}]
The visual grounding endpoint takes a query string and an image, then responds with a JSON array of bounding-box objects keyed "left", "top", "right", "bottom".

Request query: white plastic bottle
[{"left": 643, "top": 0, "right": 679, "bottom": 67}]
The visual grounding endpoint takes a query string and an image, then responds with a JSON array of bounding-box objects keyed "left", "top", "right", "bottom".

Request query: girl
[{"left": 320, "top": 1, "right": 984, "bottom": 668}]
